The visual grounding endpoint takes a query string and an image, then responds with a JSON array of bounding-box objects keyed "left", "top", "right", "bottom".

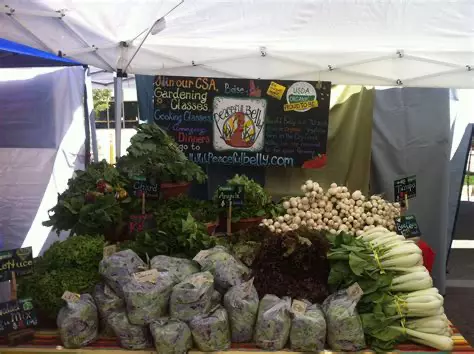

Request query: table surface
[{"left": 0, "top": 325, "right": 471, "bottom": 353}]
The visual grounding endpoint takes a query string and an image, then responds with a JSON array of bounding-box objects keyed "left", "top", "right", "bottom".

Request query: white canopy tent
[{"left": 1, "top": 0, "right": 474, "bottom": 156}]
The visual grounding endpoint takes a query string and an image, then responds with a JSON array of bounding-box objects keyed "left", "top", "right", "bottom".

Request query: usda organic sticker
[{"left": 284, "top": 82, "right": 318, "bottom": 112}]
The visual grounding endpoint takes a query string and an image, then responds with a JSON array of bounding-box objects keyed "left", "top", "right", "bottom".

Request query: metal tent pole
[{"left": 114, "top": 71, "right": 124, "bottom": 162}]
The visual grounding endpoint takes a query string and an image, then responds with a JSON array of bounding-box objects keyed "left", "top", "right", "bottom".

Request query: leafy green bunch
[
  {"left": 215, "top": 174, "right": 279, "bottom": 221},
  {"left": 116, "top": 123, "right": 207, "bottom": 184},
  {"left": 124, "top": 197, "right": 216, "bottom": 259},
  {"left": 43, "top": 160, "right": 130, "bottom": 236},
  {"left": 327, "top": 233, "right": 408, "bottom": 351},
  {"left": 17, "top": 235, "right": 104, "bottom": 320}
]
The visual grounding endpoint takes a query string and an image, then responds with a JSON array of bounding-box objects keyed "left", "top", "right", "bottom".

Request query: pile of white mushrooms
[{"left": 261, "top": 180, "right": 401, "bottom": 236}]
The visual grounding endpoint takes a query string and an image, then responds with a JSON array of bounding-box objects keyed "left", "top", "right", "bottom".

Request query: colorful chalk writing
[{"left": 154, "top": 76, "right": 331, "bottom": 167}]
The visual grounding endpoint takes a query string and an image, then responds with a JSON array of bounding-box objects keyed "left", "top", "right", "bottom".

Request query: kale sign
[{"left": 0, "top": 247, "right": 33, "bottom": 282}]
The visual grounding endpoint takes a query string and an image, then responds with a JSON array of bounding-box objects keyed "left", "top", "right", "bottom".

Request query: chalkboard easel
[{"left": 6, "top": 272, "right": 35, "bottom": 346}]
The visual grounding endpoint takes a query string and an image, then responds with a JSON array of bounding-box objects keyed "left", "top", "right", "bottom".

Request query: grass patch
[{"left": 464, "top": 174, "right": 474, "bottom": 186}]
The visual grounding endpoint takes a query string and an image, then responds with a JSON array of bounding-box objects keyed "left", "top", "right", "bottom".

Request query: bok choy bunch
[{"left": 327, "top": 227, "right": 453, "bottom": 352}]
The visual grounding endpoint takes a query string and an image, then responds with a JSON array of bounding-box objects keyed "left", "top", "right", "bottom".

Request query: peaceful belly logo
[
  {"left": 284, "top": 82, "right": 318, "bottom": 112},
  {"left": 213, "top": 96, "right": 266, "bottom": 152}
]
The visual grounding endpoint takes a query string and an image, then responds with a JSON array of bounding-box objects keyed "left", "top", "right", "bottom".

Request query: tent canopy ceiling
[
  {"left": 1, "top": 0, "right": 474, "bottom": 87},
  {"left": 0, "top": 38, "right": 81, "bottom": 68}
]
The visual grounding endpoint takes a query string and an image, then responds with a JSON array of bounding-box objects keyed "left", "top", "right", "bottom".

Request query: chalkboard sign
[
  {"left": 0, "top": 247, "right": 33, "bottom": 282},
  {"left": 394, "top": 215, "right": 421, "bottom": 237},
  {"left": 0, "top": 298, "right": 38, "bottom": 334},
  {"left": 154, "top": 76, "right": 331, "bottom": 167},
  {"left": 217, "top": 185, "right": 244, "bottom": 207},
  {"left": 130, "top": 176, "right": 160, "bottom": 199},
  {"left": 394, "top": 175, "right": 416, "bottom": 203}
]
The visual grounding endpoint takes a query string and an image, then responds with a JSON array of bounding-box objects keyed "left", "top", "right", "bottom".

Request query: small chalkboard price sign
[
  {"left": 394, "top": 215, "right": 421, "bottom": 238},
  {"left": 130, "top": 176, "right": 160, "bottom": 199},
  {"left": 0, "top": 298, "right": 38, "bottom": 335},
  {"left": 217, "top": 185, "right": 244, "bottom": 207},
  {"left": 394, "top": 175, "right": 416, "bottom": 207},
  {"left": 217, "top": 185, "right": 244, "bottom": 236},
  {"left": 0, "top": 247, "right": 33, "bottom": 282}
]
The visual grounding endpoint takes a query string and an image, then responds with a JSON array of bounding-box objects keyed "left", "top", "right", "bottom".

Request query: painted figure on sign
[{"left": 224, "top": 112, "right": 256, "bottom": 148}]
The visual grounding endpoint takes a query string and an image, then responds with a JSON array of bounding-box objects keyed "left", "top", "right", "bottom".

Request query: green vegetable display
[
  {"left": 327, "top": 228, "right": 452, "bottom": 352},
  {"left": 215, "top": 174, "right": 281, "bottom": 222},
  {"left": 322, "top": 288, "right": 366, "bottom": 351},
  {"left": 17, "top": 235, "right": 104, "bottom": 320},
  {"left": 150, "top": 318, "right": 192, "bottom": 354},
  {"left": 255, "top": 295, "right": 292, "bottom": 350},
  {"left": 223, "top": 279, "right": 259, "bottom": 343},
  {"left": 170, "top": 272, "right": 215, "bottom": 322},
  {"left": 290, "top": 303, "right": 326, "bottom": 351},
  {"left": 43, "top": 161, "right": 130, "bottom": 237},
  {"left": 122, "top": 272, "right": 175, "bottom": 325},
  {"left": 57, "top": 294, "right": 99, "bottom": 348},
  {"left": 116, "top": 123, "right": 206, "bottom": 183},
  {"left": 124, "top": 198, "right": 215, "bottom": 259},
  {"left": 189, "top": 306, "right": 231, "bottom": 351}
]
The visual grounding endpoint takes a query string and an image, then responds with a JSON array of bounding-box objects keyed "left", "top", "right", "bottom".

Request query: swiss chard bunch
[
  {"left": 43, "top": 161, "right": 131, "bottom": 236},
  {"left": 116, "top": 123, "right": 207, "bottom": 183}
]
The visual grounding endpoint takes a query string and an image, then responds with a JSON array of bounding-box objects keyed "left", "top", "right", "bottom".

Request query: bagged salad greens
[
  {"left": 193, "top": 246, "right": 250, "bottom": 292},
  {"left": 150, "top": 255, "right": 199, "bottom": 283},
  {"left": 150, "top": 318, "right": 192, "bottom": 354},
  {"left": 98, "top": 249, "right": 147, "bottom": 297},
  {"left": 189, "top": 306, "right": 231, "bottom": 351},
  {"left": 255, "top": 294, "right": 291, "bottom": 350},
  {"left": 170, "top": 271, "right": 214, "bottom": 321},
  {"left": 93, "top": 283, "right": 124, "bottom": 336},
  {"left": 57, "top": 294, "right": 98, "bottom": 348},
  {"left": 211, "top": 289, "right": 222, "bottom": 307},
  {"left": 93, "top": 283, "right": 125, "bottom": 319},
  {"left": 322, "top": 284, "right": 366, "bottom": 351},
  {"left": 107, "top": 309, "right": 151, "bottom": 349},
  {"left": 223, "top": 278, "right": 259, "bottom": 342},
  {"left": 290, "top": 300, "right": 326, "bottom": 351},
  {"left": 122, "top": 271, "right": 174, "bottom": 325}
]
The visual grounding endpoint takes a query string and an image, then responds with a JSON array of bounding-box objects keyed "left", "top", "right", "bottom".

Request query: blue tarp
[{"left": 0, "top": 38, "right": 81, "bottom": 68}]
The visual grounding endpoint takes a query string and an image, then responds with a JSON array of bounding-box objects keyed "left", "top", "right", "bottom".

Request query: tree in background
[{"left": 92, "top": 88, "right": 112, "bottom": 115}]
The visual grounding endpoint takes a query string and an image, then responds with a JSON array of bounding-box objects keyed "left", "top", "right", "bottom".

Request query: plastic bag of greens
[
  {"left": 57, "top": 294, "right": 98, "bottom": 348},
  {"left": 107, "top": 310, "right": 151, "bottom": 349},
  {"left": 223, "top": 278, "right": 259, "bottom": 342},
  {"left": 93, "top": 283, "right": 125, "bottom": 319},
  {"left": 255, "top": 294, "right": 291, "bottom": 350},
  {"left": 193, "top": 246, "right": 250, "bottom": 292},
  {"left": 150, "top": 255, "right": 199, "bottom": 283},
  {"left": 98, "top": 249, "right": 147, "bottom": 297},
  {"left": 189, "top": 306, "right": 231, "bottom": 351},
  {"left": 211, "top": 289, "right": 222, "bottom": 307},
  {"left": 122, "top": 271, "right": 174, "bottom": 325},
  {"left": 290, "top": 300, "right": 326, "bottom": 351},
  {"left": 170, "top": 271, "right": 214, "bottom": 321},
  {"left": 150, "top": 318, "right": 192, "bottom": 354},
  {"left": 322, "top": 283, "right": 365, "bottom": 351}
]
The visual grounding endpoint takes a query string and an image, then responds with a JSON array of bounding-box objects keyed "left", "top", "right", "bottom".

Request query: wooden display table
[{"left": 0, "top": 325, "right": 471, "bottom": 353}]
